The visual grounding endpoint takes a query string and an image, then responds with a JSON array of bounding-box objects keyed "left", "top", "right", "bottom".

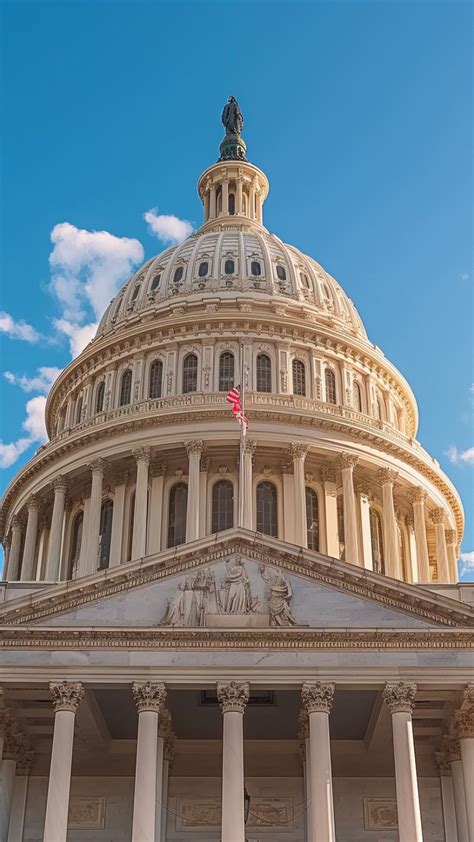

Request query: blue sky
[{"left": 0, "top": 0, "right": 472, "bottom": 578}]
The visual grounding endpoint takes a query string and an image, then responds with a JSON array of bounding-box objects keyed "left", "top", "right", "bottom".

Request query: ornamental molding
[
  {"left": 383, "top": 681, "right": 417, "bottom": 713},
  {"left": 301, "top": 681, "right": 335, "bottom": 714},
  {"left": 49, "top": 681, "right": 84, "bottom": 713},
  {"left": 132, "top": 680, "right": 166, "bottom": 713},
  {"left": 217, "top": 680, "right": 249, "bottom": 713}
]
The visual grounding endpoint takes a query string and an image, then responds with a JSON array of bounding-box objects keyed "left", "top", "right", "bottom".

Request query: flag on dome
[{"left": 226, "top": 385, "right": 248, "bottom": 431}]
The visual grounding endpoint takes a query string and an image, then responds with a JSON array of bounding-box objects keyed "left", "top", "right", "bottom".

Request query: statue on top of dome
[{"left": 221, "top": 96, "right": 243, "bottom": 136}]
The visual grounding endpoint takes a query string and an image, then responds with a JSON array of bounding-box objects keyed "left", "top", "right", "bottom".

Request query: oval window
[
  {"left": 198, "top": 261, "right": 208, "bottom": 277},
  {"left": 251, "top": 261, "right": 261, "bottom": 277},
  {"left": 173, "top": 267, "right": 184, "bottom": 283},
  {"left": 151, "top": 273, "right": 161, "bottom": 292},
  {"left": 276, "top": 265, "right": 286, "bottom": 281},
  {"left": 225, "top": 259, "right": 235, "bottom": 275}
]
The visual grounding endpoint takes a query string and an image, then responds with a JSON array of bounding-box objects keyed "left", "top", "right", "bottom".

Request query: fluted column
[
  {"left": 209, "top": 184, "right": 217, "bottom": 219},
  {"left": 221, "top": 178, "right": 229, "bottom": 214},
  {"left": 21, "top": 495, "right": 41, "bottom": 580},
  {"left": 430, "top": 508, "right": 450, "bottom": 583},
  {"left": 452, "top": 687, "right": 474, "bottom": 841},
  {"left": 321, "top": 465, "right": 339, "bottom": 557},
  {"left": 148, "top": 461, "right": 166, "bottom": 555},
  {"left": 249, "top": 182, "right": 256, "bottom": 219},
  {"left": 301, "top": 681, "right": 336, "bottom": 842},
  {"left": 7, "top": 517, "right": 23, "bottom": 581},
  {"left": 131, "top": 448, "right": 151, "bottom": 560},
  {"left": 355, "top": 481, "right": 374, "bottom": 570},
  {"left": 109, "top": 470, "right": 128, "bottom": 565},
  {"left": 154, "top": 708, "right": 171, "bottom": 842},
  {"left": 217, "top": 681, "right": 249, "bottom": 842},
  {"left": 338, "top": 453, "right": 359, "bottom": 564},
  {"left": 242, "top": 439, "right": 256, "bottom": 530},
  {"left": 7, "top": 746, "right": 34, "bottom": 842},
  {"left": 85, "top": 459, "right": 106, "bottom": 575},
  {"left": 281, "top": 458, "right": 296, "bottom": 544},
  {"left": 377, "top": 469, "right": 400, "bottom": 579},
  {"left": 161, "top": 733, "right": 175, "bottom": 842},
  {"left": 132, "top": 682, "right": 167, "bottom": 842},
  {"left": 43, "top": 681, "right": 84, "bottom": 842},
  {"left": 445, "top": 529, "right": 459, "bottom": 583},
  {"left": 298, "top": 710, "right": 314, "bottom": 842},
  {"left": 290, "top": 443, "right": 309, "bottom": 547},
  {"left": 436, "top": 750, "right": 459, "bottom": 842},
  {"left": 383, "top": 682, "right": 423, "bottom": 841},
  {"left": 185, "top": 440, "right": 203, "bottom": 541},
  {"left": 408, "top": 487, "right": 430, "bottom": 581},
  {"left": 46, "top": 476, "right": 68, "bottom": 580}
]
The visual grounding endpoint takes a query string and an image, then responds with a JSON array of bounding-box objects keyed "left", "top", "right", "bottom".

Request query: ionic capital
[
  {"left": 133, "top": 446, "right": 151, "bottom": 465},
  {"left": 408, "top": 486, "right": 428, "bottom": 505},
  {"left": 445, "top": 529, "right": 456, "bottom": 544},
  {"left": 27, "top": 494, "right": 41, "bottom": 512},
  {"left": 337, "top": 452, "right": 358, "bottom": 472},
  {"left": 383, "top": 681, "right": 416, "bottom": 714},
  {"left": 185, "top": 440, "right": 204, "bottom": 457},
  {"left": 132, "top": 681, "right": 166, "bottom": 713},
  {"left": 289, "top": 442, "right": 309, "bottom": 461},
  {"left": 321, "top": 464, "right": 337, "bottom": 484},
  {"left": 217, "top": 680, "right": 250, "bottom": 714},
  {"left": 52, "top": 474, "right": 68, "bottom": 494},
  {"left": 301, "top": 681, "right": 335, "bottom": 714},
  {"left": 429, "top": 507, "right": 447, "bottom": 526},
  {"left": 88, "top": 458, "right": 108, "bottom": 476},
  {"left": 376, "top": 468, "right": 399, "bottom": 486},
  {"left": 49, "top": 681, "right": 84, "bottom": 713}
]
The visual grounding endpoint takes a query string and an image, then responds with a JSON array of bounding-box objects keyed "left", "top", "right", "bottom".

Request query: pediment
[{"left": 1, "top": 529, "right": 472, "bottom": 633}]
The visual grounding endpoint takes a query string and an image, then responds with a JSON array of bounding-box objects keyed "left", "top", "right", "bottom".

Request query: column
[
  {"left": 21, "top": 495, "right": 41, "bottom": 581},
  {"left": 217, "top": 681, "right": 249, "bottom": 842},
  {"left": 155, "top": 708, "right": 171, "bottom": 842},
  {"left": 185, "top": 441, "right": 203, "bottom": 541},
  {"left": 131, "top": 681, "right": 167, "bottom": 842},
  {"left": 43, "top": 681, "right": 84, "bottom": 842},
  {"left": 321, "top": 465, "right": 339, "bottom": 557},
  {"left": 383, "top": 682, "right": 423, "bottom": 841},
  {"left": 148, "top": 462, "right": 166, "bottom": 555},
  {"left": 2, "top": 537, "right": 10, "bottom": 580},
  {"left": 221, "top": 178, "right": 229, "bottom": 214},
  {"left": 338, "top": 453, "right": 360, "bottom": 565},
  {"left": 131, "top": 448, "right": 151, "bottom": 560},
  {"left": 84, "top": 459, "right": 106, "bottom": 575},
  {"left": 377, "top": 469, "right": 400, "bottom": 579},
  {"left": 199, "top": 456, "right": 209, "bottom": 538},
  {"left": 77, "top": 493, "right": 91, "bottom": 577},
  {"left": 445, "top": 529, "right": 459, "bottom": 584},
  {"left": 406, "top": 513, "right": 419, "bottom": 582},
  {"left": 209, "top": 184, "right": 217, "bottom": 219},
  {"left": 408, "top": 487, "right": 430, "bottom": 582},
  {"left": 109, "top": 471, "right": 128, "bottom": 566},
  {"left": 7, "top": 517, "right": 23, "bottom": 581},
  {"left": 45, "top": 476, "right": 68, "bottom": 580},
  {"left": 7, "top": 747, "right": 34, "bottom": 842},
  {"left": 281, "top": 458, "right": 296, "bottom": 544},
  {"left": 301, "top": 681, "right": 336, "bottom": 842},
  {"left": 242, "top": 439, "right": 256, "bottom": 530},
  {"left": 36, "top": 515, "right": 50, "bottom": 580},
  {"left": 355, "top": 481, "right": 373, "bottom": 570},
  {"left": 249, "top": 182, "right": 256, "bottom": 220},
  {"left": 453, "top": 688, "right": 474, "bottom": 841},
  {"left": 444, "top": 735, "right": 470, "bottom": 842},
  {"left": 236, "top": 176, "right": 243, "bottom": 214},
  {"left": 1, "top": 732, "right": 24, "bottom": 842},
  {"left": 430, "top": 508, "right": 450, "bottom": 583},
  {"left": 436, "top": 750, "right": 459, "bottom": 842},
  {"left": 298, "top": 710, "right": 313, "bottom": 842},
  {"left": 161, "top": 734, "right": 175, "bottom": 842},
  {"left": 290, "top": 443, "right": 309, "bottom": 547}
]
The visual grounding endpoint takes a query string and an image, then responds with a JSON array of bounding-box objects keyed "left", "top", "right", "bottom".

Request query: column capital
[
  {"left": 52, "top": 474, "right": 68, "bottom": 493},
  {"left": 441, "top": 734, "right": 461, "bottom": 763},
  {"left": 132, "top": 681, "right": 167, "bottom": 713},
  {"left": 376, "top": 468, "right": 399, "bottom": 486},
  {"left": 113, "top": 469, "right": 130, "bottom": 486},
  {"left": 3, "top": 730, "right": 28, "bottom": 760},
  {"left": 10, "top": 515, "right": 23, "bottom": 532},
  {"left": 88, "top": 458, "right": 108, "bottom": 475},
  {"left": 383, "top": 681, "right": 416, "bottom": 713},
  {"left": 133, "top": 446, "right": 151, "bottom": 465},
  {"left": 435, "top": 751, "right": 452, "bottom": 776},
  {"left": 185, "top": 439, "right": 204, "bottom": 457},
  {"left": 243, "top": 438, "right": 257, "bottom": 456},
  {"left": 150, "top": 460, "right": 167, "bottom": 478},
  {"left": 405, "top": 512, "right": 415, "bottom": 529},
  {"left": 27, "top": 494, "right": 41, "bottom": 511},
  {"left": 429, "top": 507, "right": 447, "bottom": 525},
  {"left": 301, "top": 681, "right": 335, "bottom": 714},
  {"left": 451, "top": 708, "right": 474, "bottom": 739},
  {"left": 408, "top": 486, "right": 428, "bottom": 505},
  {"left": 217, "top": 680, "right": 250, "bottom": 713},
  {"left": 337, "top": 452, "right": 358, "bottom": 471},
  {"left": 321, "top": 464, "right": 337, "bottom": 483},
  {"left": 50, "top": 681, "right": 84, "bottom": 713},
  {"left": 289, "top": 442, "right": 309, "bottom": 461},
  {"left": 445, "top": 528, "right": 456, "bottom": 544}
]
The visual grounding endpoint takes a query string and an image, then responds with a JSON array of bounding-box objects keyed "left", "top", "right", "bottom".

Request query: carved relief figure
[
  {"left": 220, "top": 559, "right": 252, "bottom": 614},
  {"left": 260, "top": 566, "right": 296, "bottom": 626}
]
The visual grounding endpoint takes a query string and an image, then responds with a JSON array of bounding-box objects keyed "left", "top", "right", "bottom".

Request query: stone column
[
  {"left": 338, "top": 453, "right": 359, "bottom": 565},
  {"left": 21, "top": 495, "right": 41, "bottom": 580},
  {"left": 249, "top": 182, "right": 256, "bottom": 220},
  {"left": 408, "top": 487, "right": 430, "bottom": 582},
  {"left": 1, "top": 732, "right": 25, "bottom": 842},
  {"left": 443, "top": 735, "right": 470, "bottom": 842},
  {"left": 281, "top": 458, "right": 296, "bottom": 544},
  {"left": 46, "top": 476, "right": 68, "bottom": 580},
  {"left": 2, "top": 536, "right": 11, "bottom": 580},
  {"left": 453, "top": 690, "right": 474, "bottom": 841},
  {"left": 321, "top": 465, "right": 339, "bottom": 557},
  {"left": 109, "top": 471, "right": 128, "bottom": 566},
  {"left": 148, "top": 461, "right": 166, "bottom": 555},
  {"left": 155, "top": 708, "right": 171, "bottom": 842},
  {"left": 43, "top": 681, "right": 84, "bottom": 842},
  {"left": 221, "top": 178, "right": 229, "bottom": 214},
  {"left": 217, "top": 681, "right": 250, "bottom": 842},
  {"left": 430, "top": 508, "right": 450, "bottom": 583},
  {"left": 436, "top": 750, "right": 459, "bottom": 842},
  {"left": 355, "top": 481, "right": 373, "bottom": 570},
  {"left": 301, "top": 681, "right": 336, "bottom": 842},
  {"left": 161, "top": 734, "right": 175, "bottom": 842},
  {"left": 290, "top": 443, "right": 309, "bottom": 547},
  {"left": 131, "top": 448, "right": 151, "bottom": 560},
  {"left": 85, "top": 459, "right": 107, "bottom": 575},
  {"left": 377, "top": 469, "right": 400, "bottom": 579},
  {"left": 199, "top": 456, "right": 210, "bottom": 538},
  {"left": 383, "top": 682, "right": 423, "bottom": 841},
  {"left": 242, "top": 440, "right": 256, "bottom": 530},
  {"left": 236, "top": 176, "right": 243, "bottom": 214},
  {"left": 298, "top": 710, "right": 313, "bottom": 842},
  {"left": 185, "top": 440, "right": 203, "bottom": 541},
  {"left": 7, "top": 517, "right": 23, "bottom": 581},
  {"left": 131, "top": 681, "right": 167, "bottom": 842},
  {"left": 209, "top": 185, "right": 217, "bottom": 219},
  {"left": 445, "top": 529, "right": 459, "bottom": 584},
  {"left": 7, "top": 747, "right": 34, "bottom": 842},
  {"left": 406, "top": 513, "right": 419, "bottom": 582},
  {"left": 76, "top": 493, "right": 91, "bottom": 577}
]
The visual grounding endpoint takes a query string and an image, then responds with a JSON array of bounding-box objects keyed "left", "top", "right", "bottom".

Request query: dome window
[
  {"left": 96, "top": 382, "right": 105, "bottom": 414},
  {"left": 256, "top": 481, "right": 278, "bottom": 537},
  {"left": 75, "top": 396, "right": 83, "bottom": 425},
  {"left": 182, "top": 353, "right": 198, "bottom": 394},
  {"left": 212, "top": 480, "right": 234, "bottom": 533},
  {"left": 198, "top": 261, "right": 209, "bottom": 278},
  {"left": 276, "top": 265, "right": 286, "bottom": 281},
  {"left": 228, "top": 193, "right": 235, "bottom": 215},
  {"left": 131, "top": 285, "right": 140, "bottom": 302},
  {"left": 168, "top": 483, "right": 188, "bottom": 548},
  {"left": 150, "top": 273, "right": 161, "bottom": 292},
  {"left": 224, "top": 259, "right": 235, "bottom": 275},
  {"left": 119, "top": 369, "right": 132, "bottom": 407},
  {"left": 149, "top": 359, "right": 163, "bottom": 400},
  {"left": 300, "top": 272, "right": 310, "bottom": 289},
  {"left": 173, "top": 266, "right": 184, "bottom": 283},
  {"left": 306, "top": 487, "right": 319, "bottom": 551},
  {"left": 256, "top": 353, "right": 272, "bottom": 393},
  {"left": 325, "top": 369, "right": 337, "bottom": 404},
  {"left": 251, "top": 261, "right": 261, "bottom": 277},
  {"left": 292, "top": 359, "right": 306, "bottom": 396}
]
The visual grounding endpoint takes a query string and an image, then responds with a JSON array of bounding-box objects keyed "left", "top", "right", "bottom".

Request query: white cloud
[
  {"left": 0, "top": 312, "right": 40, "bottom": 343},
  {"left": 53, "top": 318, "right": 98, "bottom": 357},
  {"left": 460, "top": 551, "right": 474, "bottom": 568},
  {"left": 0, "top": 395, "right": 47, "bottom": 468},
  {"left": 460, "top": 272, "right": 470, "bottom": 281},
  {"left": 4, "top": 366, "right": 61, "bottom": 394},
  {"left": 445, "top": 446, "right": 474, "bottom": 466},
  {"left": 144, "top": 208, "right": 193, "bottom": 245}
]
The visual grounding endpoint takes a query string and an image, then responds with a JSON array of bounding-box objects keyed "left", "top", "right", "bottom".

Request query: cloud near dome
[{"left": 144, "top": 208, "right": 193, "bottom": 245}]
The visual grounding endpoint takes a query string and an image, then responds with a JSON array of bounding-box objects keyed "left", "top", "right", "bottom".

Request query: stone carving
[
  {"left": 301, "top": 681, "right": 335, "bottom": 714},
  {"left": 260, "top": 565, "right": 295, "bottom": 626},
  {"left": 408, "top": 486, "right": 427, "bottom": 504},
  {"left": 88, "top": 458, "right": 108, "bottom": 475},
  {"left": 441, "top": 734, "right": 461, "bottom": 763},
  {"left": 376, "top": 468, "right": 399, "bottom": 485},
  {"left": 248, "top": 798, "right": 292, "bottom": 828},
  {"left": 132, "top": 681, "right": 166, "bottom": 713},
  {"left": 49, "top": 681, "right": 84, "bottom": 713},
  {"left": 185, "top": 439, "right": 204, "bottom": 457},
  {"left": 321, "top": 464, "right": 336, "bottom": 484},
  {"left": 289, "top": 442, "right": 309, "bottom": 460},
  {"left": 452, "top": 708, "right": 474, "bottom": 739},
  {"left": 337, "top": 452, "right": 358, "bottom": 471},
  {"left": 52, "top": 474, "right": 68, "bottom": 493},
  {"left": 27, "top": 494, "right": 41, "bottom": 511},
  {"left": 133, "top": 446, "right": 151, "bottom": 464},
  {"left": 217, "top": 680, "right": 250, "bottom": 713},
  {"left": 176, "top": 798, "right": 221, "bottom": 830},
  {"left": 363, "top": 798, "right": 398, "bottom": 831},
  {"left": 445, "top": 528, "right": 456, "bottom": 544},
  {"left": 383, "top": 681, "right": 416, "bottom": 713},
  {"left": 430, "top": 507, "right": 447, "bottom": 525},
  {"left": 68, "top": 796, "right": 106, "bottom": 829}
]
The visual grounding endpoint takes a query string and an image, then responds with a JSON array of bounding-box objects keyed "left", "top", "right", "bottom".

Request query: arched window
[
  {"left": 198, "top": 261, "right": 208, "bottom": 277},
  {"left": 212, "top": 480, "right": 234, "bottom": 533},
  {"left": 224, "top": 259, "right": 235, "bottom": 275},
  {"left": 112, "top": 298, "right": 123, "bottom": 321},
  {"left": 173, "top": 266, "right": 184, "bottom": 284},
  {"left": 150, "top": 273, "right": 161, "bottom": 292},
  {"left": 325, "top": 369, "right": 336, "bottom": 404},
  {"left": 300, "top": 272, "right": 310, "bottom": 289},
  {"left": 68, "top": 511, "right": 84, "bottom": 578},
  {"left": 228, "top": 193, "right": 235, "bottom": 215},
  {"left": 131, "top": 284, "right": 140, "bottom": 303},
  {"left": 256, "top": 353, "right": 272, "bottom": 393},
  {"left": 398, "top": 524, "right": 409, "bottom": 581},
  {"left": 168, "top": 483, "right": 188, "bottom": 548},
  {"left": 98, "top": 500, "right": 113, "bottom": 570},
  {"left": 353, "top": 381, "right": 363, "bottom": 413},
  {"left": 370, "top": 508, "right": 385, "bottom": 574},
  {"left": 292, "top": 359, "right": 306, "bottom": 396},
  {"left": 96, "top": 382, "right": 105, "bottom": 414},
  {"left": 276, "top": 265, "right": 286, "bottom": 281},
  {"left": 256, "top": 481, "right": 278, "bottom": 536},
  {"left": 149, "top": 360, "right": 163, "bottom": 399},
  {"left": 182, "top": 353, "right": 198, "bottom": 393},
  {"left": 127, "top": 491, "right": 135, "bottom": 562},
  {"left": 251, "top": 260, "right": 261, "bottom": 277},
  {"left": 218, "top": 352, "right": 234, "bottom": 393},
  {"left": 119, "top": 369, "right": 132, "bottom": 406},
  {"left": 337, "top": 494, "right": 345, "bottom": 560},
  {"left": 306, "top": 487, "right": 319, "bottom": 551},
  {"left": 75, "top": 396, "right": 83, "bottom": 424}
]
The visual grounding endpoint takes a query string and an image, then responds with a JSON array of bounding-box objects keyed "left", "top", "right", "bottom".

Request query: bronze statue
[{"left": 221, "top": 96, "right": 243, "bottom": 136}]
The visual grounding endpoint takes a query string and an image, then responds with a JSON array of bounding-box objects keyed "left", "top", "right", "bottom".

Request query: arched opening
[
  {"left": 168, "top": 483, "right": 188, "bottom": 548},
  {"left": 68, "top": 511, "right": 84, "bottom": 579},
  {"left": 150, "top": 273, "right": 161, "bottom": 292},
  {"left": 228, "top": 193, "right": 235, "bottom": 215},
  {"left": 98, "top": 500, "right": 113, "bottom": 570},
  {"left": 376, "top": 396, "right": 384, "bottom": 420},
  {"left": 149, "top": 360, "right": 163, "bottom": 399},
  {"left": 173, "top": 266, "right": 184, "bottom": 284},
  {"left": 224, "top": 259, "right": 235, "bottom": 275},
  {"left": 370, "top": 508, "right": 385, "bottom": 574},
  {"left": 292, "top": 359, "right": 306, "bottom": 396},
  {"left": 337, "top": 494, "right": 345, "bottom": 560},
  {"left": 198, "top": 261, "right": 208, "bottom": 277},
  {"left": 256, "top": 353, "right": 272, "bottom": 393},
  {"left": 256, "top": 481, "right": 278, "bottom": 537},
  {"left": 276, "top": 265, "right": 286, "bottom": 281},
  {"left": 353, "top": 381, "right": 363, "bottom": 413},
  {"left": 305, "top": 487, "right": 319, "bottom": 551},
  {"left": 75, "top": 396, "right": 83, "bottom": 425},
  {"left": 211, "top": 480, "right": 234, "bottom": 533},
  {"left": 182, "top": 353, "right": 198, "bottom": 394},
  {"left": 96, "top": 382, "right": 105, "bottom": 414},
  {"left": 119, "top": 369, "right": 132, "bottom": 406},
  {"left": 325, "top": 368, "right": 337, "bottom": 404},
  {"left": 251, "top": 260, "right": 261, "bottom": 277},
  {"left": 218, "top": 352, "right": 235, "bottom": 393},
  {"left": 130, "top": 285, "right": 140, "bottom": 306},
  {"left": 300, "top": 272, "right": 310, "bottom": 289}
]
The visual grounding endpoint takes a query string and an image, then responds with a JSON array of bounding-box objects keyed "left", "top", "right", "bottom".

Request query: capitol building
[{"left": 0, "top": 98, "right": 472, "bottom": 842}]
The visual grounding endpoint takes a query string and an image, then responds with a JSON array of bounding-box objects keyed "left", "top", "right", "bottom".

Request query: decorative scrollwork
[
  {"left": 49, "top": 681, "right": 84, "bottom": 713},
  {"left": 217, "top": 680, "right": 250, "bottom": 713},
  {"left": 383, "top": 681, "right": 416, "bottom": 714},
  {"left": 301, "top": 681, "right": 335, "bottom": 714}
]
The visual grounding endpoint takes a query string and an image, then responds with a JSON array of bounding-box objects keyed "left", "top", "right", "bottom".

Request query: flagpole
[{"left": 238, "top": 343, "right": 245, "bottom": 528}]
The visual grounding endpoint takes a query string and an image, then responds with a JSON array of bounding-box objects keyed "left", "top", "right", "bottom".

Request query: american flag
[{"left": 226, "top": 384, "right": 249, "bottom": 431}]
